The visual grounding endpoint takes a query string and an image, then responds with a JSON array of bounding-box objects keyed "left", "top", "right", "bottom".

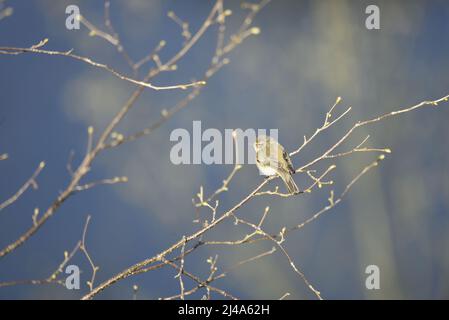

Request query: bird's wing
[{"left": 283, "top": 150, "right": 295, "bottom": 174}]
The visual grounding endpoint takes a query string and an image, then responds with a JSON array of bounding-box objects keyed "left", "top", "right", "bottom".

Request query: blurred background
[{"left": 0, "top": 0, "right": 448, "bottom": 299}]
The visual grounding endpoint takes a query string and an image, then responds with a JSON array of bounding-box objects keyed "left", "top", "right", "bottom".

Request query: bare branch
[
  {"left": 82, "top": 92, "right": 449, "bottom": 299},
  {"left": 0, "top": 215, "right": 96, "bottom": 290},
  {"left": 80, "top": 215, "right": 98, "bottom": 292},
  {"left": 194, "top": 130, "right": 242, "bottom": 223},
  {"left": 0, "top": 40, "right": 206, "bottom": 90},
  {"left": 0, "top": 234, "right": 81, "bottom": 289},
  {"left": 168, "top": 11, "right": 192, "bottom": 43},
  {"left": 297, "top": 94, "right": 449, "bottom": 172},
  {"left": 279, "top": 292, "right": 290, "bottom": 300},
  {"left": 293, "top": 155, "right": 387, "bottom": 233},
  {"left": 100, "top": 6, "right": 263, "bottom": 150},
  {"left": 0, "top": 161, "right": 45, "bottom": 212},
  {"left": 160, "top": 257, "right": 238, "bottom": 300},
  {"left": 231, "top": 213, "right": 322, "bottom": 299},
  {"left": 74, "top": 176, "right": 128, "bottom": 192},
  {"left": 174, "top": 236, "right": 187, "bottom": 300},
  {"left": 0, "top": 1, "right": 226, "bottom": 259}
]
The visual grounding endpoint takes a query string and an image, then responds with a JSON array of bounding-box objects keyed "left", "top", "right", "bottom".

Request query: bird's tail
[{"left": 280, "top": 171, "right": 299, "bottom": 194}]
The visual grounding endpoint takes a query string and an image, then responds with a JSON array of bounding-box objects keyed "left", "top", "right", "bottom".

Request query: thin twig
[
  {"left": 0, "top": 1, "right": 224, "bottom": 259},
  {"left": 80, "top": 215, "right": 98, "bottom": 292},
  {"left": 74, "top": 176, "right": 128, "bottom": 192},
  {"left": 231, "top": 213, "right": 322, "bottom": 299},
  {"left": 0, "top": 41, "right": 206, "bottom": 91},
  {"left": 0, "top": 161, "right": 45, "bottom": 212},
  {"left": 83, "top": 93, "right": 449, "bottom": 299},
  {"left": 160, "top": 258, "right": 237, "bottom": 300},
  {"left": 174, "top": 236, "right": 187, "bottom": 300}
]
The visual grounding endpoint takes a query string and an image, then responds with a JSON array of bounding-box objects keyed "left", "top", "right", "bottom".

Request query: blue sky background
[{"left": 1, "top": 0, "right": 449, "bottom": 299}]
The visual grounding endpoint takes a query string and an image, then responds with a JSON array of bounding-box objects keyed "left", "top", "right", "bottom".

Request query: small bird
[{"left": 254, "top": 135, "right": 299, "bottom": 194}]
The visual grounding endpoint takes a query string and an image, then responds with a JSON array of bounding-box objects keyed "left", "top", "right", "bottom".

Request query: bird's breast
[{"left": 257, "top": 164, "right": 278, "bottom": 176}]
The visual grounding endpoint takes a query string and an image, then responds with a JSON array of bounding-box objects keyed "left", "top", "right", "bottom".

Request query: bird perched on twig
[{"left": 254, "top": 135, "right": 299, "bottom": 194}]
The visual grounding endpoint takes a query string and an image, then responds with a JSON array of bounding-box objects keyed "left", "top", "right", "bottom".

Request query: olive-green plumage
[{"left": 254, "top": 135, "right": 299, "bottom": 194}]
